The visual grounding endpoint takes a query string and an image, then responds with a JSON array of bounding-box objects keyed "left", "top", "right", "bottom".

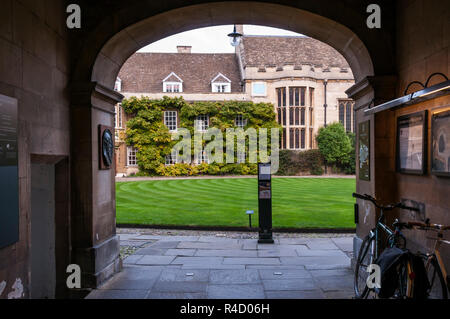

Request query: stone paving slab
[
  {"left": 171, "top": 256, "right": 224, "bottom": 266},
  {"left": 123, "top": 255, "right": 144, "bottom": 265},
  {"left": 87, "top": 289, "right": 149, "bottom": 299},
  {"left": 88, "top": 233, "right": 356, "bottom": 300},
  {"left": 158, "top": 269, "right": 210, "bottom": 282},
  {"left": 280, "top": 256, "right": 350, "bottom": 267},
  {"left": 152, "top": 281, "right": 208, "bottom": 293},
  {"left": 262, "top": 278, "right": 317, "bottom": 291},
  {"left": 182, "top": 264, "right": 246, "bottom": 270},
  {"left": 165, "top": 249, "right": 197, "bottom": 256},
  {"left": 178, "top": 242, "right": 242, "bottom": 250},
  {"left": 135, "top": 247, "right": 167, "bottom": 255},
  {"left": 265, "top": 290, "right": 325, "bottom": 299},
  {"left": 150, "top": 241, "right": 181, "bottom": 249},
  {"left": 147, "top": 292, "right": 207, "bottom": 299},
  {"left": 258, "top": 269, "right": 312, "bottom": 280},
  {"left": 136, "top": 255, "right": 176, "bottom": 265},
  {"left": 257, "top": 248, "right": 298, "bottom": 257},
  {"left": 223, "top": 257, "right": 281, "bottom": 265},
  {"left": 209, "top": 270, "right": 260, "bottom": 284},
  {"left": 296, "top": 249, "right": 347, "bottom": 257},
  {"left": 195, "top": 249, "right": 258, "bottom": 257},
  {"left": 207, "top": 284, "right": 265, "bottom": 299}
]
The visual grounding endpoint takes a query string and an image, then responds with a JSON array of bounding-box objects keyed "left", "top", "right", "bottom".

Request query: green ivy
[{"left": 121, "top": 96, "right": 281, "bottom": 176}]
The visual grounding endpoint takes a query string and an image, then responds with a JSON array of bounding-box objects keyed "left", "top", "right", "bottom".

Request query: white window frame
[
  {"left": 127, "top": 146, "right": 138, "bottom": 167},
  {"left": 195, "top": 114, "right": 209, "bottom": 132},
  {"left": 163, "top": 82, "right": 183, "bottom": 93},
  {"left": 115, "top": 104, "right": 123, "bottom": 129},
  {"left": 211, "top": 73, "right": 231, "bottom": 93},
  {"left": 252, "top": 82, "right": 267, "bottom": 97},
  {"left": 212, "top": 83, "right": 231, "bottom": 93},
  {"left": 165, "top": 149, "right": 178, "bottom": 166},
  {"left": 235, "top": 114, "right": 247, "bottom": 128},
  {"left": 114, "top": 77, "right": 122, "bottom": 92},
  {"left": 163, "top": 72, "right": 183, "bottom": 93},
  {"left": 195, "top": 149, "right": 209, "bottom": 165},
  {"left": 164, "top": 110, "right": 178, "bottom": 132}
]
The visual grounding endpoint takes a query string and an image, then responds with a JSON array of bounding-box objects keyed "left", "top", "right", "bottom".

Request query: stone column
[
  {"left": 70, "top": 82, "right": 124, "bottom": 290},
  {"left": 346, "top": 75, "right": 397, "bottom": 261}
]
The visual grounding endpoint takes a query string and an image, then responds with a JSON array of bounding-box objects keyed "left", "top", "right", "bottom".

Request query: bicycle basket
[{"left": 374, "top": 247, "right": 409, "bottom": 298}]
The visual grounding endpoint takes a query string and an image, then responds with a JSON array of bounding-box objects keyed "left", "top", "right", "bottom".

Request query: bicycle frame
[
  {"left": 424, "top": 231, "right": 449, "bottom": 289},
  {"left": 372, "top": 208, "right": 396, "bottom": 260}
]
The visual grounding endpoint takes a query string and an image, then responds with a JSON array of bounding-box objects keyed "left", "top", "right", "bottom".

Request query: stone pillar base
[{"left": 73, "top": 235, "right": 122, "bottom": 289}]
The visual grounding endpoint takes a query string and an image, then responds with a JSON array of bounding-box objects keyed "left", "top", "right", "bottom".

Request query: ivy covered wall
[{"left": 121, "top": 96, "right": 281, "bottom": 176}]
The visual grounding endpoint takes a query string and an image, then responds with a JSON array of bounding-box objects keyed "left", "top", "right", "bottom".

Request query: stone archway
[{"left": 70, "top": 1, "right": 384, "bottom": 288}]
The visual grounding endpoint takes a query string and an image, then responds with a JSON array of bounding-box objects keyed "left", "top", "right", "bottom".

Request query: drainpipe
[{"left": 323, "top": 79, "right": 328, "bottom": 127}]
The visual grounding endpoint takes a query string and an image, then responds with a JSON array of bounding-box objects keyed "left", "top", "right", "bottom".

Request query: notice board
[{"left": 0, "top": 94, "right": 19, "bottom": 249}]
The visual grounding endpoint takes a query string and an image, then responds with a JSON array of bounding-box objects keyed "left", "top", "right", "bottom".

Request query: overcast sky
[{"left": 139, "top": 25, "right": 304, "bottom": 53}]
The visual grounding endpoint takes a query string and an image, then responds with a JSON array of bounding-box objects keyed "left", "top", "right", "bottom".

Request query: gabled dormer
[
  {"left": 211, "top": 73, "right": 231, "bottom": 93},
  {"left": 163, "top": 72, "right": 183, "bottom": 93}
]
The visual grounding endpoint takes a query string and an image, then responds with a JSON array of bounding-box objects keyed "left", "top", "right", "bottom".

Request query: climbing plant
[{"left": 121, "top": 96, "right": 281, "bottom": 176}]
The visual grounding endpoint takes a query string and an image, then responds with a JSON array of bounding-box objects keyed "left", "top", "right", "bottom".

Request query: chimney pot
[{"left": 177, "top": 46, "right": 192, "bottom": 53}]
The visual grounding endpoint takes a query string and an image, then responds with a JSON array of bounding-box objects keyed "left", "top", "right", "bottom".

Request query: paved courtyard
[{"left": 87, "top": 232, "right": 355, "bottom": 299}]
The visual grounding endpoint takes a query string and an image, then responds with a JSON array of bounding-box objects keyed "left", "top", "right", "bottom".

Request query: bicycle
[
  {"left": 352, "top": 193, "right": 420, "bottom": 299},
  {"left": 400, "top": 220, "right": 450, "bottom": 299}
]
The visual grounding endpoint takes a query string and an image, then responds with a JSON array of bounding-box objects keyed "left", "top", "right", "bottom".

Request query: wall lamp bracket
[{"left": 365, "top": 74, "right": 450, "bottom": 115}]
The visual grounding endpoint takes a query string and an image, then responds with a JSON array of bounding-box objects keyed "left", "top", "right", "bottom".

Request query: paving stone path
[{"left": 87, "top": 232, "right": 355, "bottom": 299}]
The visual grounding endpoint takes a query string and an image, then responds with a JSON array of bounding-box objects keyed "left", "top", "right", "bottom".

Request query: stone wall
[
  {"left": 372, "top": 0, "right": 450, "bottom": 268},
  {"left": 0, "top": 0, "right": 70, "bottom": 299}
]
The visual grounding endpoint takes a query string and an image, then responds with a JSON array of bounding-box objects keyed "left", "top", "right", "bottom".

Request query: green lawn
[{"left": 116, "top": 177, "right": 356, "bottom": 229}]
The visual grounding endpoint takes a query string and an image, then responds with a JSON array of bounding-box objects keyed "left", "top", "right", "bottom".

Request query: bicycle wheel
[
  {"left": 424, "top": 256, "right": 448, "bottom": 299},
  {"left": 354, "top": 234, "right": 375, "bottom": 298},
  {"left": 392, "top": 257, "right": 413, "bottom": 299}
]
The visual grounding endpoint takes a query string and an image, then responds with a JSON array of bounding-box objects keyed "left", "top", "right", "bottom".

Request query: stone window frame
[
  {"left": 251, "top": 82, "right": 267, "bottom": 97},
  {"left": 338, "top": 99, "right": 355, "bottom": 132}
]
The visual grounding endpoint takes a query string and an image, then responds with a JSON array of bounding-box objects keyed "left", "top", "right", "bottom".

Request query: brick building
[{"left": 115, "top": 31, "right": 355, "bottom": 175}]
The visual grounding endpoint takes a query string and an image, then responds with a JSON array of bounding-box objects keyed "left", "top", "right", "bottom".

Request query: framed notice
[
  {"left": 358, "top": 120, "right": 370, "bottom": 181},
  {"left": 396, "top": 111, "right": 427, "bottom": 175},
  {"left": 0, "top": 94, "right": 19, "bottom": 249},
  {"left": 431, "top": 109, "right": 450, "bottom": 177}
]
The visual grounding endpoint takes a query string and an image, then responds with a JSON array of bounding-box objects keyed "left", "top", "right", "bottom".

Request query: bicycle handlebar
[
  {"left": 352, "top": 192, "right": 420, "bottom": 212},
  {"left": 407, "top": 221, "right": 450, "bottom": 231}
]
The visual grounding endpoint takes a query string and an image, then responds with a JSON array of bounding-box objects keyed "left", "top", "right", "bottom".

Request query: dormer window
[
  {"left": 211, "top": 73, "right": 231, "bottom": 93},
  {"left": 114, "top": 77, "right": 122, "bottom": 92},
  {"left": 163, "top": 72, "right": 183, "bottom": 93}
]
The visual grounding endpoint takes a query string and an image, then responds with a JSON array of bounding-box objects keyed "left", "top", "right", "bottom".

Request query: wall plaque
[
  {"left": 0, "top": 94, "right": 19, "bottom": 249},
  {"left": 358, "top": 120, "right": 370, "bottom": 181},
  {"left": 396, "top": 111, "right": 427, "bottom": 175},
  {"left": 431, "top": 109, "right": 450, "bottom": 177},
  {"left": 99, "top": 125, "right": 114, "bottom": 170}
]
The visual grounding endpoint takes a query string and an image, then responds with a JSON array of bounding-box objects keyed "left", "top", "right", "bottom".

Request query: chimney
[
  {"left": 235, "top": 24, "right": 244, "bottom": 35},
  {"left": 177, "top": 46, "right": 192, "bottom": 53}
]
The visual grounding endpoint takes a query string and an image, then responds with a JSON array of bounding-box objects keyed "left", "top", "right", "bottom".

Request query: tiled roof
[
  {"left": 239, "top": 36, "right": 349, "bottom": 69},
  {"left": 118, "top": 53, "right": 242, "bottom": 93}
]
